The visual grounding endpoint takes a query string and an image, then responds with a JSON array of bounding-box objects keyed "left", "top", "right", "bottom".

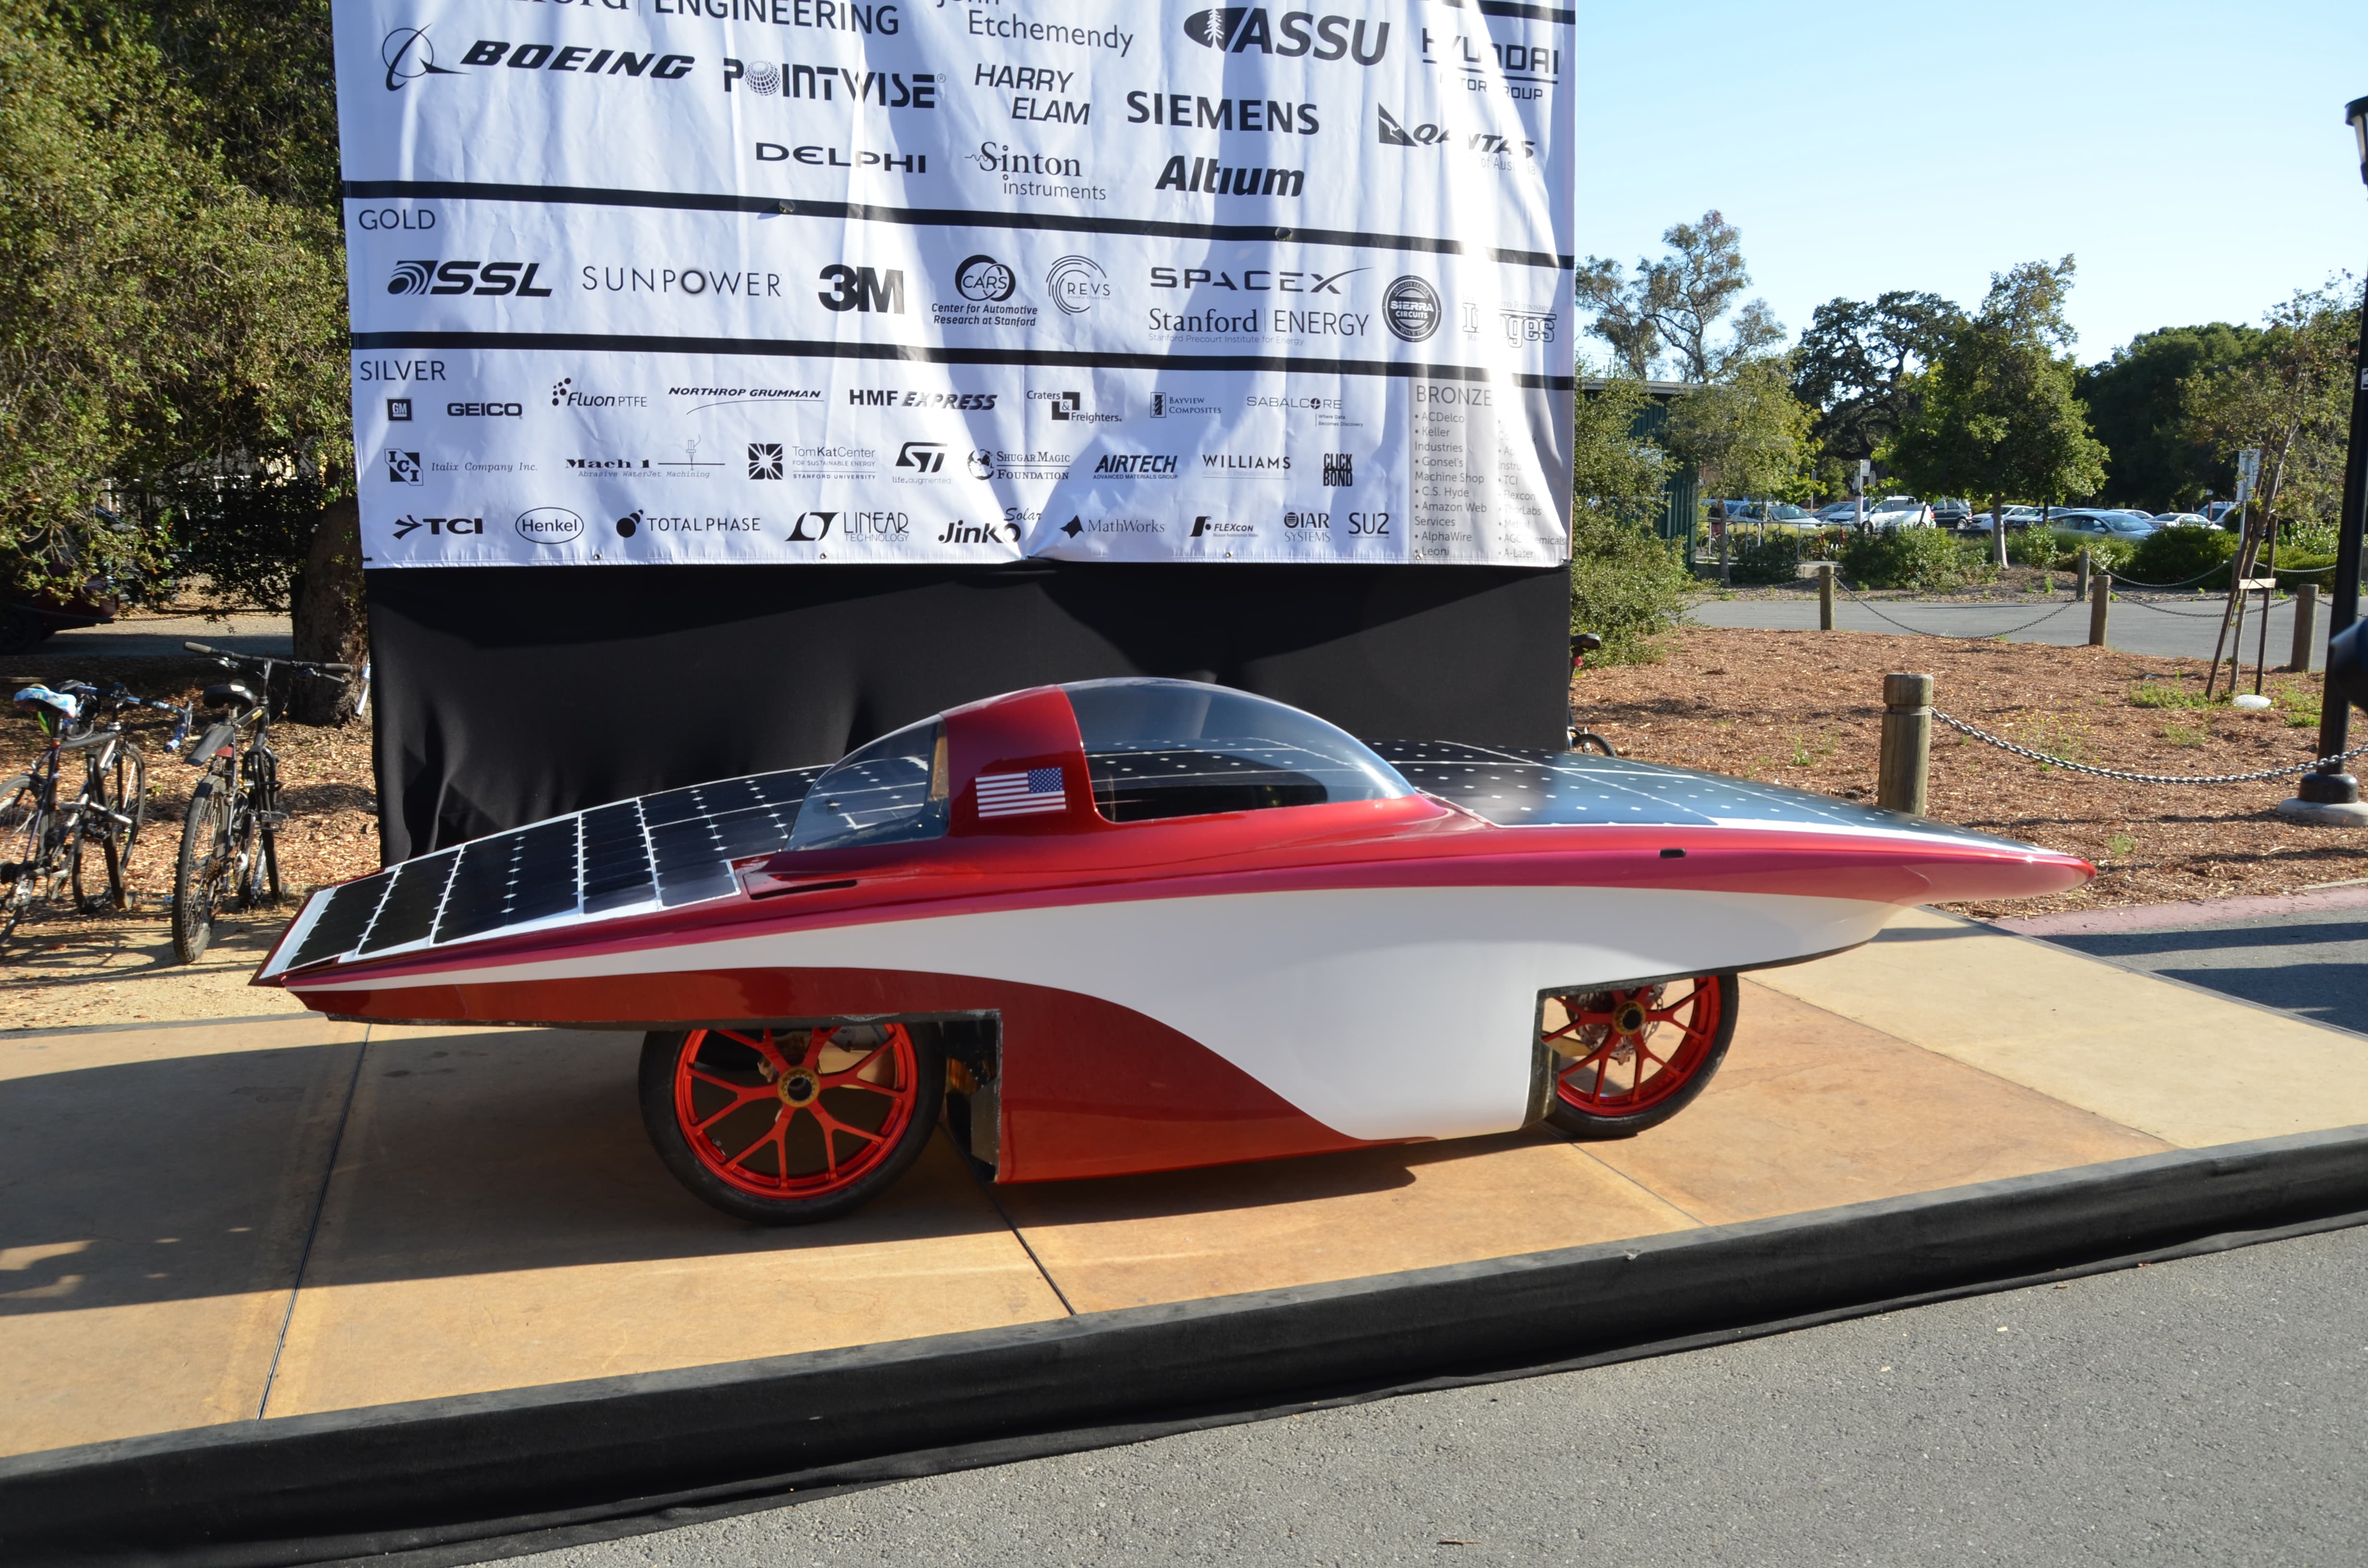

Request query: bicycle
[
  {"left": 1566, "top": 633, "right": 1617, "bottom": 756},
  {"left": 53, "top": 679, "right": 191, "bottom": 911},
  {"left": 172, "top": 641, "right": 352, "bottom": 963}
]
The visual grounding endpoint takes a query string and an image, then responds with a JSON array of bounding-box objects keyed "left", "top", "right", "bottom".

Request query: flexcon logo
[{"left": 1180, "top": 9, "right": 1389, "bottom": 64}]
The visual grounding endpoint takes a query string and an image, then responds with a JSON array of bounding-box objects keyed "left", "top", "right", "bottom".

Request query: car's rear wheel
[
  {"left": 1542, "top": 973, "right": 1737, "bottom": 1139},
  {"left": 640, "top": 1023, "right": 943, "bottom": 1225}
]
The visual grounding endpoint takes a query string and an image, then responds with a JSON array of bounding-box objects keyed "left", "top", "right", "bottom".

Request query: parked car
[
  {"left": 0, "top": 580, "right": 120, "bottom": 656},
  {"left": 1814, "top": 501, "right": 1864, "bottom": 526},
  {"left": 2051, "top": 511, "right": 2157, "bottom": 539},
  {"left": 1930, "top": 498, "right": 1976, "bottom": 529},
  {"left": 1864, "top": 496, "right": 1934, "bottom": 529},
  {"left": 1998, "top": 505, "right": 2049, "bottom": 530},
  {"left": 2151, "top": 512, "right": 2213, "bottom": 528}
]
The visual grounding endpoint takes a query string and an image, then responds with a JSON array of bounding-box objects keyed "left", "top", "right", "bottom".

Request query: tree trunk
[{"left": 289, "top": 496, "right": 366, "bottom": 726}]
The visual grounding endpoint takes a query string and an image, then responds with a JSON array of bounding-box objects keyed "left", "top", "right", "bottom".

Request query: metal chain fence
[
  {"left": 1832, "top": 578, "right": 2080, "bottom": 639},
  {"left": 1932, "top": 709, "right": 2368, "bottom": 784}
]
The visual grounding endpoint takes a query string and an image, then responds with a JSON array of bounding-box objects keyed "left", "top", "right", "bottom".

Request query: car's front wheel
[
  {"left": 1542, "top": 973, "right": 1738, "bottom": 1139},
  {"left": 640, "top": 1023, "right": 944, "bottom": 1224}
]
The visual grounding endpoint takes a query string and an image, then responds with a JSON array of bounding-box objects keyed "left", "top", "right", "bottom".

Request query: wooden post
[
  {"left": 2074, "top": 548, "right": 2090, "bottom": 600},
  {"left": 2089, "top": 572, "right": 2110, "bottom": 648},
  {"left": 1878, "top": 673, "right": 1934, "bottom": 816},
  {"left": 2291, "top": 582, "right": 2320, "bottom": 672},
  {"left": 1818, "top": 563, "right": 1835, "bottom": 631}
]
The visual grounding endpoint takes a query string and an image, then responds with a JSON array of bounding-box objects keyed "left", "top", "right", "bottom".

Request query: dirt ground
[
  {"left": 2, "top": 653, "right": 377, "bottom": 1029},
  {"left": 7, "top": 627, "right": 2365, "bottom": 1029},
  {"left": 1578, "top": 626, "right": 2368, "bottom": 917}
]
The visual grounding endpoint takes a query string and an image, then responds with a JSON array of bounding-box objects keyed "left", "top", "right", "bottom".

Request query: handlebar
[{"left": 183, "top": 641, "right": 353, "bottom": 679}]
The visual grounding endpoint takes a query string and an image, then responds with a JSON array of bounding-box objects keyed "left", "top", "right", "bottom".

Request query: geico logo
[
  {"left": 1348, "top": 511, "right": 1392, "bottom": 535},
  {"left": 755, "top": 145, "right": 926, "bottom": 172},
  {"left": 1152, "top": 158, "right": 1302, "bottom": 197},
  {"left": 1181, "top": 9, "right": 1388, "bottom": 64},
  {"left": 818, "top": 265, "right": 905, "bottom": 313},
  {"left": 579, "top": 266, "right": 783, "bottom": 296},
  {"left": 458, "top": 41, "right": 694, "bottom": 79},
  {"left": 1124, "top": 93, "right": 1317, "bottom": 134},
  {"left": 726, "top": 61, "right": 937, "bottom": 106},
  {"left": 934, "top": 518, "right": 1021, "bottom": 545},
  {"left": 1149, "top": 266, "right": 1362, "bottom": 294},
  {"left": 848, "top": 510, "right": 910, "bottom": 537},
  {"left": 446, "top": 402, "right": 523, "bottom": 417},
  {"left": 354, "top": 207, "right": 436, "bottom": 231},
  {"left": 390, "top": 515, "right": 484, "bottom": 540},
  {"left": 387, "top": 260, "right": 553, "bottom": 297},
  {"left": 846, "top": 390, "right": 999, "bottom": 409}
]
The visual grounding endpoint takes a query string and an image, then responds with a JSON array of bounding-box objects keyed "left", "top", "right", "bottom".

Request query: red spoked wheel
[
  {"left": 1541, "top": 972, "right": 1738, "bottom": 1139},
  {"left": 639, "top": 1022, "right": 944, "bottom": 1224}
]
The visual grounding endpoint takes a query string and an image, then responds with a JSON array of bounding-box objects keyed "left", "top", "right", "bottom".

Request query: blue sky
[{"left": 1575, "top": 0, "right": 2368, "bottom": 367}]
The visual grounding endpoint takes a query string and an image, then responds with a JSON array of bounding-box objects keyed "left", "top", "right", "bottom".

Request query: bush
[
  {"left": 1729, "top": 530, "right": 1810, "bottom": 585},
  {"left": 2005, "top": 528, "right": 2066, "bottom": 569},
  {"left": 2124, "top": 526, "right": 2238, "bottom": 590},
  {"left": 1570, "top": 503, "right": 1693, "bottom": 663},
  {"left": 1838, "top": 527, "right": 1993, "bottom": 592}
]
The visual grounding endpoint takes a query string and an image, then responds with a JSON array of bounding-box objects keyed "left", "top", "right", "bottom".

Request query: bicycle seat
[
  {"left": 1570, "top": 633, "right": 1603, "bottom": 655},
  {"left": 203, "top": 682, "right": 259, "bottom": 710}
]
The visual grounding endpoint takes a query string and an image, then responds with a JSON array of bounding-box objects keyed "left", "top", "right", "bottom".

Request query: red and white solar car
[{"left": 257, "top": 680, "right": 2090, "bottom": 1222}]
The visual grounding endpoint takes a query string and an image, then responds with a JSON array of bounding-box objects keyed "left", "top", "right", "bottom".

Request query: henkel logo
[
  {"left": 515, "top": 507, "right": 583, "bottom": 545},
  {"left": 1182, "top": 9, "right": 1388, "bottom": 64},
  {"left": 388, "top": 260, "right": 553, "bottom": 298}
]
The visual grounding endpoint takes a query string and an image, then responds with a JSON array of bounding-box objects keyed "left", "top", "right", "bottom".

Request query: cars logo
[
  {"left": 748, "top": 442, "right": 784, "bottom": 479},
  {"left": 516, "top": 507, "right": 583, "bottom": 544},
  {"left": 1045, "top": 256, "right": 1108, "bottom": 317},
  {"left": 1383, "top": 276, "right": 1442, "bottom": 342},
  {"left": 896, "top": 441, "right": 946, "bottom": 474},
  {"left": 381, "top": 26, "right": 458, "bottom": 91},
  {"left": 386, "top": 450, "right": 422, "bottom": 484},
  {"left": 954, "top": 255, "right": 1016, "bottom": 303},
  {"left": 787, "top": 510, "right": 835, "bottom": 541},
  {"left": 1181, "top": 8, "right": 1388, "bottom": 64}
]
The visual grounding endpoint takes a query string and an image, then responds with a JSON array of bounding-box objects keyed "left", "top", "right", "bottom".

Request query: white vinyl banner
[{"left": 336, "top": 0, "right": 1577, "bottom": 567}]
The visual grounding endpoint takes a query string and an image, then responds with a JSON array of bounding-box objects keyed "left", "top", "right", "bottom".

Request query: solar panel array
[{"left": 273, "top": 766, "right": 824, "bottom": 976}]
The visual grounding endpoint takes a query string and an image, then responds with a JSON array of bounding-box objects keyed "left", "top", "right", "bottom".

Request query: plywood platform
[{"left": 6, "top": 909, "right": 2366, "bottom": 1459}]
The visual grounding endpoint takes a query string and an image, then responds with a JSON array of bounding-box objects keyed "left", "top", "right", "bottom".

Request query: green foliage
[
  {"left": 0, "top": 11, "right": 347, "bottom": 600},
  {"left": 1838, "top": 528, "right": 1992, "bottom": 593},
  {"left": 1883, "top": 259, "right": 2109, "bottom": 542},
  {"left": 2180, "top": 278, "right": 2362, "bottom": 541},
  {"left": 1791, "top": 291, "right": 1964, "bottom": 464},
  {"left": 1576, "top": 210, "right": 1784, "bottom": 382},
  {"left": 1728, "top": 530, "right": 1811, "bottom": 585},
  {"left": 2004, "top": 527, "right": 2066, "bottom": 568},
  {"left": 1569, "top": 375, "right": 1692, "bottom": 663},
  {"left": 1664, "top": 358, "right": 1819, "bottom": 502},
  {"left": 2123, "top": 526, "right": 2239, "bottom": 589},
  {"left": 2076, "top": 324, "right": 2261, "bottom": 510},
  {"left": 2076, "top": 535, "right": 2136, "bottom": 576},
  {"left": 2130, "top": 678, "right": 2213, "bottom": 710}
]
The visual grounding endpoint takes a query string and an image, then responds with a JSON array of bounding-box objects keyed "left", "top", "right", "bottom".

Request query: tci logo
[
  {"left": 390, "top": 514, "right": 483, "bottom": 540},
  {"left": 817, "top": 265, "right": 905, "bottom": 314},
  {"left": 896, "top": 441, "right": 946, "bottom": 474},
  {"left": 748, "top": 442, "right": 784, "bottom": 480},
  {"left": 954, "top": 255, "right": 1016, "bottom": 303},
  {"left": 786, "top": 510, "right": 835, "bottom": 541},
  {"left": 1181, "top": 8, "right": 1389, "bottom": 64},
  {"left": 1045, "top": 256, "right": 1108, "bottom": 317},
  {"left": 388, "top": 260, "right": 553, "bottom": 298},
  {"left": 381, "top": 27, "right": 691, "bottom": 92},
  {"left": 515, "top": 508, "right": 583, "bottom": 545}
]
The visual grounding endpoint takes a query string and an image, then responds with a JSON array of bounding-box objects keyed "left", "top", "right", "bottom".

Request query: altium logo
[{"left": 1154, "top": 157, "right": 1302, "bottom": 197}]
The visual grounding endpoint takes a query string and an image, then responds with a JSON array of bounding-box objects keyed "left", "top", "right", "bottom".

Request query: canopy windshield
[{"left": 1062, "top": 679, "right": 1412, "bottom": 824}]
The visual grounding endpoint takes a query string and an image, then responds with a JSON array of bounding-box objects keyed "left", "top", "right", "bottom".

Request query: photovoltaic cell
[
  {"left": 357, "top": 848, "right": 457, "bottom": 953},
  {"left": 580, "top": 799, "right": 654, "bottom": 914},
  {"left": 285, "top": 870, "right": 393, "bottom": 970}
]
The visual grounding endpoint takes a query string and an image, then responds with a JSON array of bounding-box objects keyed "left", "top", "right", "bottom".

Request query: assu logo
[
  {"left": 388, "top": 260, "right": 553, "bottom": 298},
  {"left": 818, "top": 265, "right": 905, "bottom": 314},
  {"left": 390, "top": 514, "right": 483, "bottom": 540},
  {"left": 1181, "top": 9, "right": 1388, "bottom": 64}
]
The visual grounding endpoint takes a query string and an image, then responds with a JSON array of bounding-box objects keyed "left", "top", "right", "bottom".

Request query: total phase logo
[
  {"left": 954, "top": 255, "right": 1017, "bottom": 303},
  {"left": 1046, "top": 256, "right": 1108, "bottom": 317}
]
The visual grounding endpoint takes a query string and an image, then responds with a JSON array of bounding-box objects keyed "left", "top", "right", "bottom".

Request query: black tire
[
  {"left": 260, "top": 829, "right": 282, "bottom": 906},
  {"left": 0, "top": 784, "right": 36, "bottom": 949},
  {"left": 0, "top": 606, "right": 40, "bottom": 657},
  {"left": 1543, "top": 973, "right": 1739, "bottom": 1140},
  {"left": 172, "top": 776, "right": 231, "bottom": 963},
  {"left": 639, "top": 1023, "right": 944, "bottom": 1225}
]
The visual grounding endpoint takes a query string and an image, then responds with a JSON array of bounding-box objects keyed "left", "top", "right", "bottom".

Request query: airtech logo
[{"left": 381, "top": 27, "right": 458, "bottom": 91}]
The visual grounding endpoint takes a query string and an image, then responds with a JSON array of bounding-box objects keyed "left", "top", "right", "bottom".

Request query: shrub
[
  {"left": 2005, "top": 528, "right": 2067, "bottom": 569},
  {"left": 2124, "top": 526, "right": 2238, "bottom": 590},
  {"left": 1838, "top": 527, "right": 1993, "bottom": 592},
  {"left": 1729, "top": 530, "right": 1810, "bottom": 585},
  {"left": 1570, "top": 503, "right": 1693, "bottom": 663}
]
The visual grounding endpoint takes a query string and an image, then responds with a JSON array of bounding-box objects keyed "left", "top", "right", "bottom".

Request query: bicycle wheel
[
  {"left": 110, "top": 742, "right": 147, "bottom": 862},
  {"left": 0, "top": 778, "right": 40, "bottom": 948},
  {"left": 172, "top": 775, "right": 235, "bottom": 963},
  {"left": 252, "top": 755, "right": 283, "bottom": 907}
]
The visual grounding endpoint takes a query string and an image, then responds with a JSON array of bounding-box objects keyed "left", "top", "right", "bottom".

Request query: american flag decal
[{"left": 974, "top": 767, "right": 1067, "bottom": 819}]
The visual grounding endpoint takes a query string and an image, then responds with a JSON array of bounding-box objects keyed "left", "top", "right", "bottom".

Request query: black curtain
[{"left": 365, "top": 563, "right": 1569, "bottom": 861}]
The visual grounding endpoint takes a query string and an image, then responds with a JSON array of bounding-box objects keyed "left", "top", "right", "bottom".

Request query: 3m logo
[
  {"left": 896, "top": 441, "right": 946, "bottom": 474},
  {"left": 817, "top": 264, "right": 906, "bottom": 314},
  {"left": 748, "top": 442, "right": 784, "bottom": 479}
]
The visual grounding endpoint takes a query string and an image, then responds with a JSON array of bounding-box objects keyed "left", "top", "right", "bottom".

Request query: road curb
[{"left": 7, "top": 1125, "right": 2367, "bottom": 1566}]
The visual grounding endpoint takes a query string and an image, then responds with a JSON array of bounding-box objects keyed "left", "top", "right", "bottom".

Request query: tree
[
  {"left": 1884, "top": 259, "right": 2109, "bottom": 567},
  {"left": 2179, "top": 278, "right": 2362, "bottom": 550},
  {"left": 1576, "top": 210, "right": 1785, "bottom": 383},
  {"left": 2076, "top": 323, "right": 2261, "bottom": 510},
  {"left": 1568, "top": 376, "right": 1692, "bottom": 663},
  {"left": 1791, "top": 291, "right": 1963, "bottom": 465},
  {"left": 1663, "top": 358, "right": 1818, "bottom": 504}
]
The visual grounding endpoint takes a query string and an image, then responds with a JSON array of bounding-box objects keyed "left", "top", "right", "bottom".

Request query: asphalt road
[
  {"left": 517, "top": 1224, "right": 2368, "bottom": 1568},
  {"left": 1686, "top": 592, "right": 2342, "bottom": 665},
  {"left": 11, "top": 610, "right": 294, "bottom": 663},
  {"left": 2038, "top": 901, "right": 2368, "bottom": 1037}
]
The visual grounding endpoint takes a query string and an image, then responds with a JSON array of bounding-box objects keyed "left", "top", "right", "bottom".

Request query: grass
[
  {"left": 2130, "top": 679, "right": 2214, "bottom": 711},
  {"left": 2160, "top": 718, "right": 2210, "bottom": 748},
  {"left": 2107, "top": 832, "right": 2137, "bottom": 858}
]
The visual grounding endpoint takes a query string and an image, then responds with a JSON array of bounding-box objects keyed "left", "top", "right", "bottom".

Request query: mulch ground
[{"left": 1578, "top": 626, "right": 2368, "bottom": 917}]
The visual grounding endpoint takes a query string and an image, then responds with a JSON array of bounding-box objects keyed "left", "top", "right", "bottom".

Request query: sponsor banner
[{"left": 338, "top": 0, "right": 1576, "bottom": 566}]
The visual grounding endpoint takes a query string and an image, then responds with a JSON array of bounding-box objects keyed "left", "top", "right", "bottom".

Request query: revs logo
[
  {"left": 1181, "top": 9, "right": 1389, "bottom": 64},
  {"left": 387, "top": 259, "right": 553, "bottom": 298},
  {"left": 391, "top": 514, "right": 483, "bottom": 540}
]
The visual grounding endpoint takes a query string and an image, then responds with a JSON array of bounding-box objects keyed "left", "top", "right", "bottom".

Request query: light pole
[{"left": 2281, "top": 95, "right": 2368, "bottom": 823}]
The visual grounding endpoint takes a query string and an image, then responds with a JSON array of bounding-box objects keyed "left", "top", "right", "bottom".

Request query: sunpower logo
[{"left": 1181, "top": 9, "right": 1389, "bottom": 64}]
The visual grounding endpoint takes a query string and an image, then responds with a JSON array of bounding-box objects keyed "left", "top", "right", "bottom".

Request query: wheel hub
[
  {"left": 777, "top": 1068, "right": 820, "bottom": 1106},
  {"left": 1614, "top": 1001, "right": 1648, "bottom": 1034}
]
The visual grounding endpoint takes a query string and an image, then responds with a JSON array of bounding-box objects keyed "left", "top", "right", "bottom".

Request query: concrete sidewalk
[{"left": 8, "top": 908, "right": 2367, "bottom": 1461}]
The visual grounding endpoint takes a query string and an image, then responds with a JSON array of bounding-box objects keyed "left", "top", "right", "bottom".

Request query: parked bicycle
[
  {"left": 1, "top": 682, "right": 187, "bottom": 946},
  {"left": 173, "top": 642, "right": 352, "bottom": 962},
  {"left": 1567, "top": 632, "right": 1617, "bottom": 756}
]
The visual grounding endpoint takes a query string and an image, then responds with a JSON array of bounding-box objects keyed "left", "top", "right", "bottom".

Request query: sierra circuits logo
[
  {"left": 380, "top": 26, "right": 693, "bottom": 91},
  {"left": 388, "top": 259, "right": 553, "bottom": 297},
  {"left": 1181, "top": 9, "right": 1389, "bottom": 64}
]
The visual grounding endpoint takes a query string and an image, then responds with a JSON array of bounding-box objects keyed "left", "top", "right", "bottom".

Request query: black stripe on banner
[
  {"left": 337, "top": 183, "right": 1574, "bottom": 272},
  {"left": 346, "top": 331, "right": 1578, "bottom": 391},
  {"left": 1475, "top": 0, "right": 1577, "bottom": 20}
]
